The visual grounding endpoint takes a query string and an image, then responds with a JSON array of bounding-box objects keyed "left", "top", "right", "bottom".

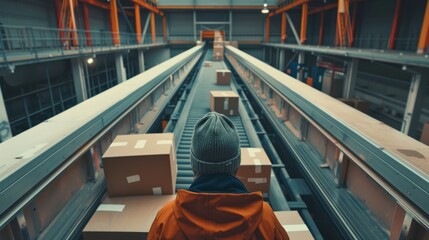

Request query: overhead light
[
  {"left": 87, "top": 57, "right": 94, "bottom": 64},
  {"left": 261, "top": 2, "right": 269, "bottom": 14},
  {"left": 261, "top": 7, "right": 269, "bottom": 14}
]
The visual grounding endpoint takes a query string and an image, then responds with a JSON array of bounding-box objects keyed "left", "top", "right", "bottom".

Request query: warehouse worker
[{"left": 148, "top": 112, "right": 289, "bottom": 240}]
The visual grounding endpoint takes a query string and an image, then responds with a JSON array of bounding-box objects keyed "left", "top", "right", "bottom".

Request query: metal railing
[{"left": 0, "top": 25, "right": 165, "bottom": 65}]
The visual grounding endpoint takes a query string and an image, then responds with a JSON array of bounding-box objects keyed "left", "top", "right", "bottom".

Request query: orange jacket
[{"left": 148, "top": 189, "right": 289, "bottom": 239}]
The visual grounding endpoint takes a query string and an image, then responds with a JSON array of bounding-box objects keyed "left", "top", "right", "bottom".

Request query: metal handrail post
[
  {"left": 0, "top": 28, "right": 8, "bottom": 65},
  {"left": 28, "top": 27, "right": 38, "bottom": 60}
]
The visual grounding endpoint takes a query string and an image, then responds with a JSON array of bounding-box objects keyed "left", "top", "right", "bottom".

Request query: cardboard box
[
  {"left": 210, "top": 91, "right": 239, "bottom": 116},
  {"left": 322, "top": 71, "right": 343, "bottom": 98},
  {"left": 214, "top": 42, "right": 224, "bottom": 47},
  {"left": 83, "top": 195, "right": 176, "bottom": 240},
  {"left": 213, "top": 46, "right": 224, "bottom": 61},
  {"left": 237, "top": 148, "right": 272, "bottom": 197},
  {"left": 204, "top": 61, "right": 212, "bottom": 67},
  {"left": 274, "top": 211, "right": 314, "bottom": 240},
  {"left": 102, "top": 133, "right": 176, "bottom": 197},
  {"left": 352, "top": 99, "right": 369, "bottom": 113},
  {"left": 420, "top": 123, "right": 429, "bottom": 145},
  {"left": 213, "top": 55, "right": 224, "bottom": 61},
  {"left": 216, "top": 70, "right": 232, "bottom": 85}
]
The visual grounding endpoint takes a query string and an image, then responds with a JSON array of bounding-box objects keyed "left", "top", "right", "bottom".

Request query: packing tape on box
[
  {"left": 111, "top": 142, "right": 127, "bottom": 147},
  {"left": 153, "top": 187, "right": 162, "bottom": 195},
  {"left": 247, "top": 148, "right": 261, "bottom": 157},
  {"left": 282, "top": 224, "right": 309, "bottom": 232},
  {"left": 134, "top": 140, "right": 147, "bottom": 149},
  {"left": 224, "top": 97, "right": 229, "bottom": 110},
  {"left": 157, "top": 140, "right": 173, "bottom": 145},
  {"left": 253, "top": 159, "right": 261, "bottom": 173},
  {"left": 97, "top": 204, "right": 125, "bottom": 212},
  {"left": 126, "top": 174, "right": 141, "bottom": 183},
  {"left": 248, "top": 178, "right": 267, "bottom": 184}
]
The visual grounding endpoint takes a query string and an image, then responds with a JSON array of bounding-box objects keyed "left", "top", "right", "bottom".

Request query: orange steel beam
[
  {"left": 418, "top": 0, "right": 429, "bottom": 53},
  {"left": 110, "top": 0, "right": 120, "bottom": 45},
  {"left": 308, "top": 0, "right": 364, "bottom": 15},
  {"left": 300, "top": 3, "right": 308, "bottom": 44},
  {"left": 350, "top": 2, "right": 358, "bottom": 47},
  {"left": 135, "top": 3, "right": 142, "bottom": 44},
  {"left": 158, "top": 5, "right": 276, "bottom": 10},
  {"left": 281, "top": 12, "right": 287, "bottom": 43},
  {"left": 131, "top": 0, "right": 164, "bottom": 16},
  {"left": 346, "top": 0, "right": 354, "bottom": 47},
  {"left": 269, "top": 0, "right": 310, "bottom": 17},
  {"left": 265, "top": 15, "right": 270, "bottom": 43},
  {"left": 388, "top": 0, "right": 401, "bottom": 49},
  {"left": 83, "top": 3, "right": 92, "bottom": 46},
  {"left": 54, "top": 0, "right": 65, "bottom": 42},
  {"left": 336, "top": 0, "right": 353, "bottom": 47},
  {"left": 150, "top": 12, "right": 156, "bottom": 43},
  {"left": 335, "top": 17, "right": 340, "bottom": 47},
  {"left": 69, "top": 0, "right": 79, "bottom": 46},
  {"left": 162, "top": 15, "right": 167, "bottom": 43},
  {"left": 318, "top": 12, "right": 324, "bottom": 45},
  {"left": 80, "top": 0, "right": 134, "bottom": 16}
]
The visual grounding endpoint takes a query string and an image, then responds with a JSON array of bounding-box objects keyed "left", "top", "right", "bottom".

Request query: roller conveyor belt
[{"left": 171, "top": 50, "right": 251, "bottom": 189}]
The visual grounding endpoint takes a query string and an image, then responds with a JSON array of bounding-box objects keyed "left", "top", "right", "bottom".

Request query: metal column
[
  {"left": 279, "top": 49, "right": 286, "bottom": 72},
  {"left": 401, "top": 72, "right": 428, "bottom": 137},
  {"left": 137, "top": 49, "right": 145, "bottom": 73},
  {"left": 71, "top": 58, "right": 88, "bottom": 103},
  {"left": 115, "top": 53, "right": 127, "bottom": 83},
  {"left": 297, "top": 52, "right": 305, "bottom": 81},
  {"left": 0, "top": 84, "right": 12, "bottom": 142},
  {"left": 193, "top": 11, "right": 197, "bottom": 41},
  {"left": 343, "top": 58, "right": 359, "bottom": 98},
  {"left": 229, "top": 11, "right": 233, "bottom": 41}
]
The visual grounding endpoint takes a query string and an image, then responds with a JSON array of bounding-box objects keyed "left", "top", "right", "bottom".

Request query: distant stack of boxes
[
  {"left": 237, "top": 148, "right": 272, "bottom": 198},
  {"left": 337, "top": 98, "right": 370, "bottom": 113},
  {"left": 213, "top": 31, "right": 224, "bottom": 61},
  {"left": 83, "top": 133, "right": 177, "bottom": 239}
]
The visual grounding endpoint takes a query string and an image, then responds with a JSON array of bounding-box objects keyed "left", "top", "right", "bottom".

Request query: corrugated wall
[{"left": 0, "top": 0, "right": 56, "bottom": 28}]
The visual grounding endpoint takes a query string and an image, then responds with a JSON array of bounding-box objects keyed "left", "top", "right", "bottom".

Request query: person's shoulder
[
  {"left": 261, "top": 201, "right": 276, "bottom": 218},
  {"left": 155, "top": 199, "right": 176, "bottom": 220}
]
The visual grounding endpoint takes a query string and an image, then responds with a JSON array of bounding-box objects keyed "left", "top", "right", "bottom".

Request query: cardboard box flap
[
  {"left": 210, "top": 91, "right": 239, "bottom": 98},
  {"left": 241, "top": 148, "right": 272, "bottom": 166},
  {"left": 83, "top": 195, "right": 176, "bottom": 234},
  {"left": 103, "top": 133, "right": 174, "bottom": 158}
]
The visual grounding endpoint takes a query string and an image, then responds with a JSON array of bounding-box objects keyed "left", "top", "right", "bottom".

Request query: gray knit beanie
[{"left": 190, "top": 112, "right": 241, "bottom": 175}]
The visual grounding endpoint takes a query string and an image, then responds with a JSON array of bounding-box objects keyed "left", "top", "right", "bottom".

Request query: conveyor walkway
[{"left": 174, "top": 49, "right": 250, "bottom": 189}]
